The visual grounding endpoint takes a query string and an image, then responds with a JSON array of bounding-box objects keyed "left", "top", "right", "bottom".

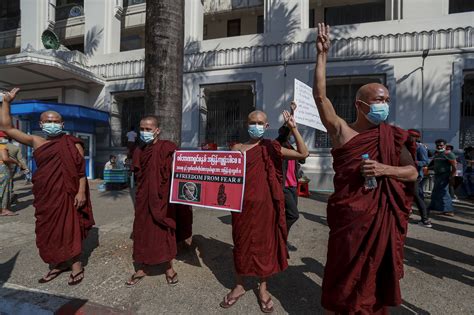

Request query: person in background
[
  {"left": 408, "top": 129, "right": 431, "bottom": 227},
  {"left": 0, "top": 131, "right": 22, "bottom": 216},
  {"left": 126, "top": 126, "right": 138, "bottom": 158},
  {"left": 463, "top": 147, "right": 474, "bottom": 198},
  {"left": 6, "top": 137, "right": 28, "bottom": 204},
  {"left": 104, "top": 155, "right": 118, "bottom": 170},
  {"left": 428, "top": 139, "right": 456, "bottom": 216},
  {"left": 276, "top": 101, "right": 306, "bottom": 251},
  {"left": 445, "top": 144, "right": 458, "bottom": 200}
]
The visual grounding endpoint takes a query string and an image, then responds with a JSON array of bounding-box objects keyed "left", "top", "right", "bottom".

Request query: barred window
[{"left": 314, "top": 75, "right": 385, "bottom": 148}]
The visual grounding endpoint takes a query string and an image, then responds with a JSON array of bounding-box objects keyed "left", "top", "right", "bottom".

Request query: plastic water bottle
[{"left": 361, "top": 154, "right": 377, "bottom": 190}]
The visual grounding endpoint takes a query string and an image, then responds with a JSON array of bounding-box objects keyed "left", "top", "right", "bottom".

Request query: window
[
  {"left": 200, "top": 83, "right": 255, "bottom": 148},
  {"left": 257, "top": 15, "right": 264, "bottom": 34},
  {"left": 449, "top": 0, "right": 474, "bottom": 14},
  {"left": 120, "top": 33, "right": 144, "bottom": 52},
  {"left": 55, "top": 0, "right": 84, "bottom": 21},
  {"left": 227, "top": 19, "right": 241, "bottom": 37},
  {"left": 124, "top": 0, "right": 146, "bottom": 6},
  {"left": 314, "top": 76, "right": 385, "bottom": 148},
  {"left": 0, "top": 0, "right": 20, "bottom": 32},
  {"left": 324, "top": 1, "right": 385, "bottom": 26},
  {"left": 460, "top": 76, "right": 474, "bottom": 148},
  {"left": 309, "top": 9, "right": 315, "bottom": 28}
]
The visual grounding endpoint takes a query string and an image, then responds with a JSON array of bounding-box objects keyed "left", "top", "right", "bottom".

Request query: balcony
[{"left": 204, "top": 0, "right": 263, "bottom": 14}]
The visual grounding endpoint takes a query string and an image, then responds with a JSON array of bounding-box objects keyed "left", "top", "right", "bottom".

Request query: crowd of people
[{"left": 0, "top": 24, "right": 466, "bottom": 314}]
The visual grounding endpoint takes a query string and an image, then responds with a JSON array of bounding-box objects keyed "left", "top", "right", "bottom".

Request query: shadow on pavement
[
  {"left": 405, "top": 237, "right": 474, "bottom": 267},
  {"left": 404, "top": 247, "right": 474, "bottom": 287},
  {"left": 193, "top": 234, "right": 235, "bottom": 289},
  {"left": 217, "top": 214, "right": 231, "bottom": 225},
  {"left": 270, "top": 257, "right": 324, "bottom": 314},
  {"left": 307, "top": 192, "right": 330, "bottom": 203},
  {"left": 300, "top": 211, "right": 328, "bottom": 226},
  {"left": 429, "top": 220, "right": 474, "bottom": 238},
  {"left": 82, "top": 227, "right": 100, "bottom": 267}
]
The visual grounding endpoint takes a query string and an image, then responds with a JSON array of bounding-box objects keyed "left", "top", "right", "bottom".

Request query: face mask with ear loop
[{"left": 359, "top": 101, "right": 390, "bottom": 125}]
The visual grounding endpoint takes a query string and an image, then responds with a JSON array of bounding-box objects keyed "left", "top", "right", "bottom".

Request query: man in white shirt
[{"left": 126, "top": 126, "right": 138, "bottom": 157}]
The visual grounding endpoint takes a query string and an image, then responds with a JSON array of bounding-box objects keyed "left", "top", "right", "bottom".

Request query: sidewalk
[{"left": 0, "top": 182, "right": 473, "bottom": 314}]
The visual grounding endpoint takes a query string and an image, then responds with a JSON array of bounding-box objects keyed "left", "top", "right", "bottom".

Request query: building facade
[{"left": 0, "top": 0, "right": 472, "bottom": 189}]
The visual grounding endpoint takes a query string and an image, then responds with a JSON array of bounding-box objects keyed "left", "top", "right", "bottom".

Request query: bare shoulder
[
  {"left": 32, "top": 135, "right": 48, "bottom": 150},
  {"left": 231, "top": 143, "right": 242, "bottom": 152},
  {"left": 331, "top": 121, "right": 359, "bottom": 149}
]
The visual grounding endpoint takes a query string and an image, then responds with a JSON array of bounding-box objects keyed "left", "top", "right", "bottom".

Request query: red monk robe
[
  {"left": 33, "top": 134, "right": 94, "bottom": 265},
  {"left": 132, "top": 140, "right": 192, "bottom": 265},
  {"left": 322, "top": 123, "right": 415, "bottom": 313},
  {"left": 232, "top": 139, "right": 288, "bottom": 277}
]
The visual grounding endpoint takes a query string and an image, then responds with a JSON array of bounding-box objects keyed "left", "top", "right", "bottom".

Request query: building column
[
  {"left": 264, "top": 0, "right": 309, "bottom": 34},
  {"left": 84, "top": 0, "right": 123, "bottom": 56},
  {"left": 21, "top": 0, "right": 56, "bottom": 50},
  {"left": 185, "top": 0, "right": 204, "bottom": 43},
  {"left": 110, "top": 97, "right": 122, "bottom": 147}
]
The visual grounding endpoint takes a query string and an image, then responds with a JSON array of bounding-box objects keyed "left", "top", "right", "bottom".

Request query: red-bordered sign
[{"left": 169, "top": 151, "right": 246, "bottom": 212}]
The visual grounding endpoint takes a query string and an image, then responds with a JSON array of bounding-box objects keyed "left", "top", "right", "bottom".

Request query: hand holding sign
[{"left": 293, "top": 79, "right": 327, "bottom": 132}]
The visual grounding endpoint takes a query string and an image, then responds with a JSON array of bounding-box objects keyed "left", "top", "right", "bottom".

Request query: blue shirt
[{"left": 416, "top": 142, "right": 429, "bottom": 178}]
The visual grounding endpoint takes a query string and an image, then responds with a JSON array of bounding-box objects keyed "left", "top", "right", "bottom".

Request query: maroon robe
[
  {"left": 33, "top": 134, "right": 94, "bottom": 265},
  {"left": 132, "top": 140, "right": 193, "bottom": 265},
  {"left": 322, "top": 123, "right": 415, "bottom": 313},
  {"left": 232, "top": 139, "right": 288, "bottom": 277}
]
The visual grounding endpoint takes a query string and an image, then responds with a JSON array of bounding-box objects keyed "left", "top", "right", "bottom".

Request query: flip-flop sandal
[
  {"left": 125, "top": 274, "right": 146, "bottom": 287},
  {"left": 165, "top": 272, "right": 179, "bottom": 286},
  {"left": 68, "top": 269, "right": 85, "bottom": 286},
  {"left": 38, "top": 268, "right": 70, "bottom": 284},
  {"left": 259, "top": 297, "right": 274, "bottom": 313},
  {"left": 0, "top": 211, "right": 18, "bottom": 216},
  {"left": 219, "top": 292, "right": 245, "bottom": 309}
]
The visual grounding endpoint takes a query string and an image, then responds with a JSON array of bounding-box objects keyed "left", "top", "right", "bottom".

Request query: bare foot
[
  {"left": 125, "top": 269, "right": 146, "bottom": 286},
  {"left": 68, "top": 261, "right": 84, "bottom": 285},
  {"left": 0, "top": 209, "right": 18, "bottom": 216},
  {"left": 220, "top": 285, "right": 246, "bottom": 308}
]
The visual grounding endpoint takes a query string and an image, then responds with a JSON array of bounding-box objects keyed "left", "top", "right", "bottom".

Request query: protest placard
[
  {"left": 170, "top": 151, "right": 246, "bottom": 212},
  {"left": 293, "top": 78, "right": 327, "bottom": 132}
]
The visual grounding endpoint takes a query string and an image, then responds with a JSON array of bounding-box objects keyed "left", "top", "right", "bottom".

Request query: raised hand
[
  {"left": 283, "top": 110, "right": 297, "bottom": 129},
  {"left": 316, "top": 23, "right": 330, "bottom": 54},
  {"left": 290, "top": 101, "right": 297, "bottom": 115},
  {"left": 3, "top": 88, "right": 19, "bottom": 103}
]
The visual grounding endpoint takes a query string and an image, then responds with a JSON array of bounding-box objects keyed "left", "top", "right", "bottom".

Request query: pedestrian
[
  {"left": 0, "top": 131, "right": 22, "bottom": 217},
  {"left": 125, "top": 115, "right": 193, "bottom": 287},
  {"left": 275, "top": 101, "right": 305, "bottom": 251},
  {"left": 126, "top": 126, "right": 138, "bottom": 158},
  {"left": 428, "top": 139, "right": 456, "bottom": 216},
  {"left": 408, "top": 129, "right": 431, "bottom": 227},
  {"left": 104, "top": 155, "right": 118, "bottom": 170},
  {"left": 220, "top": 110, "right": 308, "bottom": 313},
  {"left": 6, "top": 137, "right": 28, "bottom": 204},
  {"left": 462, "top": 146, "right": 474, "bottom": 198},
  {"left": 0, "top": 88, "right": 94, "bottom": 285},
  {"left": 313, "top": 24, "right": 418, "bottom": 314},
  {"left": 445, "top": 144, "right": 459, "bottom": 200}
]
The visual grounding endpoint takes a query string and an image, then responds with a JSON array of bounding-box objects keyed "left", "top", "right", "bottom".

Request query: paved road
[{"left": 0, "top": 181, "right": 473, "bottom": 314}]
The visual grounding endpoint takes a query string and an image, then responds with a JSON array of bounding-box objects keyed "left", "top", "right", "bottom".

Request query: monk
[
  {"left": 220, "top": 109, "right": 309, "bottom": 313},
  {"left": 0, "top": 88, "right": 94, "bottom": 285},
  {"left": 126, "top": 115, "right": 193, "bottom": 287},
  {"left": 313, "top": 24, "right": 418, "bottom": 314}
]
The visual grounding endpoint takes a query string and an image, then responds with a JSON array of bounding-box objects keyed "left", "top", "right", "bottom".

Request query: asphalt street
[{"left": 0, "top": 180, "right": 473, "bottom": 314}]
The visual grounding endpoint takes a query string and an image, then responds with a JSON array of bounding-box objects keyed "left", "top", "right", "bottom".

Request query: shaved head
[
  {"left": 356, "top": 83, "right": 389, "bottom": 102},
  {"left": 248, "top": 110, "right": 268, "bottom": 123},
  {"left": 40, "top": 111, "right": 63, "bottom": 122},
  {"left": 141, "top": 115, "right": 160, "bottom": 128}
]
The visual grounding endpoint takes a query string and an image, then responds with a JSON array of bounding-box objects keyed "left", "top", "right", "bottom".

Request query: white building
[{"left": 0, "top": 0, "right": 472, "bottom": 189}]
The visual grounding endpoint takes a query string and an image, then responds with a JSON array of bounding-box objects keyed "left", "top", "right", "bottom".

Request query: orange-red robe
[
  {"left": 132, "top": 140, "right": 193, "bottom": 265},
  {"left": 33, "top": 134, "right": 94, "bottom": 265},
  {"left": 322, "top": 123, "right": 415, "bottom": 313},
  {"left": 232, "top": 139, "right": 288, "bottom": 277}
]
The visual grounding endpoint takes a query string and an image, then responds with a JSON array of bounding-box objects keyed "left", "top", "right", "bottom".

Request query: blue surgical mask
[
  {"left": 360, "top": 101, "right": 390, "bottom": 125},
  {"left": 248, "top": 124, "right": 266, "bottom": 139},
  {"left": 140, "top": 131, "right": 155, "bottom": 143},
  {"left": 42, "top": 123, "right": 63, "bottom": 136}
]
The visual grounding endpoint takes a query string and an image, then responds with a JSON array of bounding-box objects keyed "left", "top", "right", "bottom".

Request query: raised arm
[
  {"left": 1, "top": 88, "right": 42, "bottom": 148},
  {"left": 313, "top": 24, "right": 345, "bottom": 136},
  {"left": 281, "top": 111, "right": 309, "bottom": 160}
]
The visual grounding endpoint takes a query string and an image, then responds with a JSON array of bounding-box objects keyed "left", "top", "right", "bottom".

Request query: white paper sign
[{"left": 293, "top": 79, "right": 327, "bottom": 132}]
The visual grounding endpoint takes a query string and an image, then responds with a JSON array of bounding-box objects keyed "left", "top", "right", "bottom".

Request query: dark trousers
[
  {"left": 283, "top": 186, "right": 299, "bottom": 233},
  {"left": 414, "top": 177, "right": 429, "bottom": 221}
]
